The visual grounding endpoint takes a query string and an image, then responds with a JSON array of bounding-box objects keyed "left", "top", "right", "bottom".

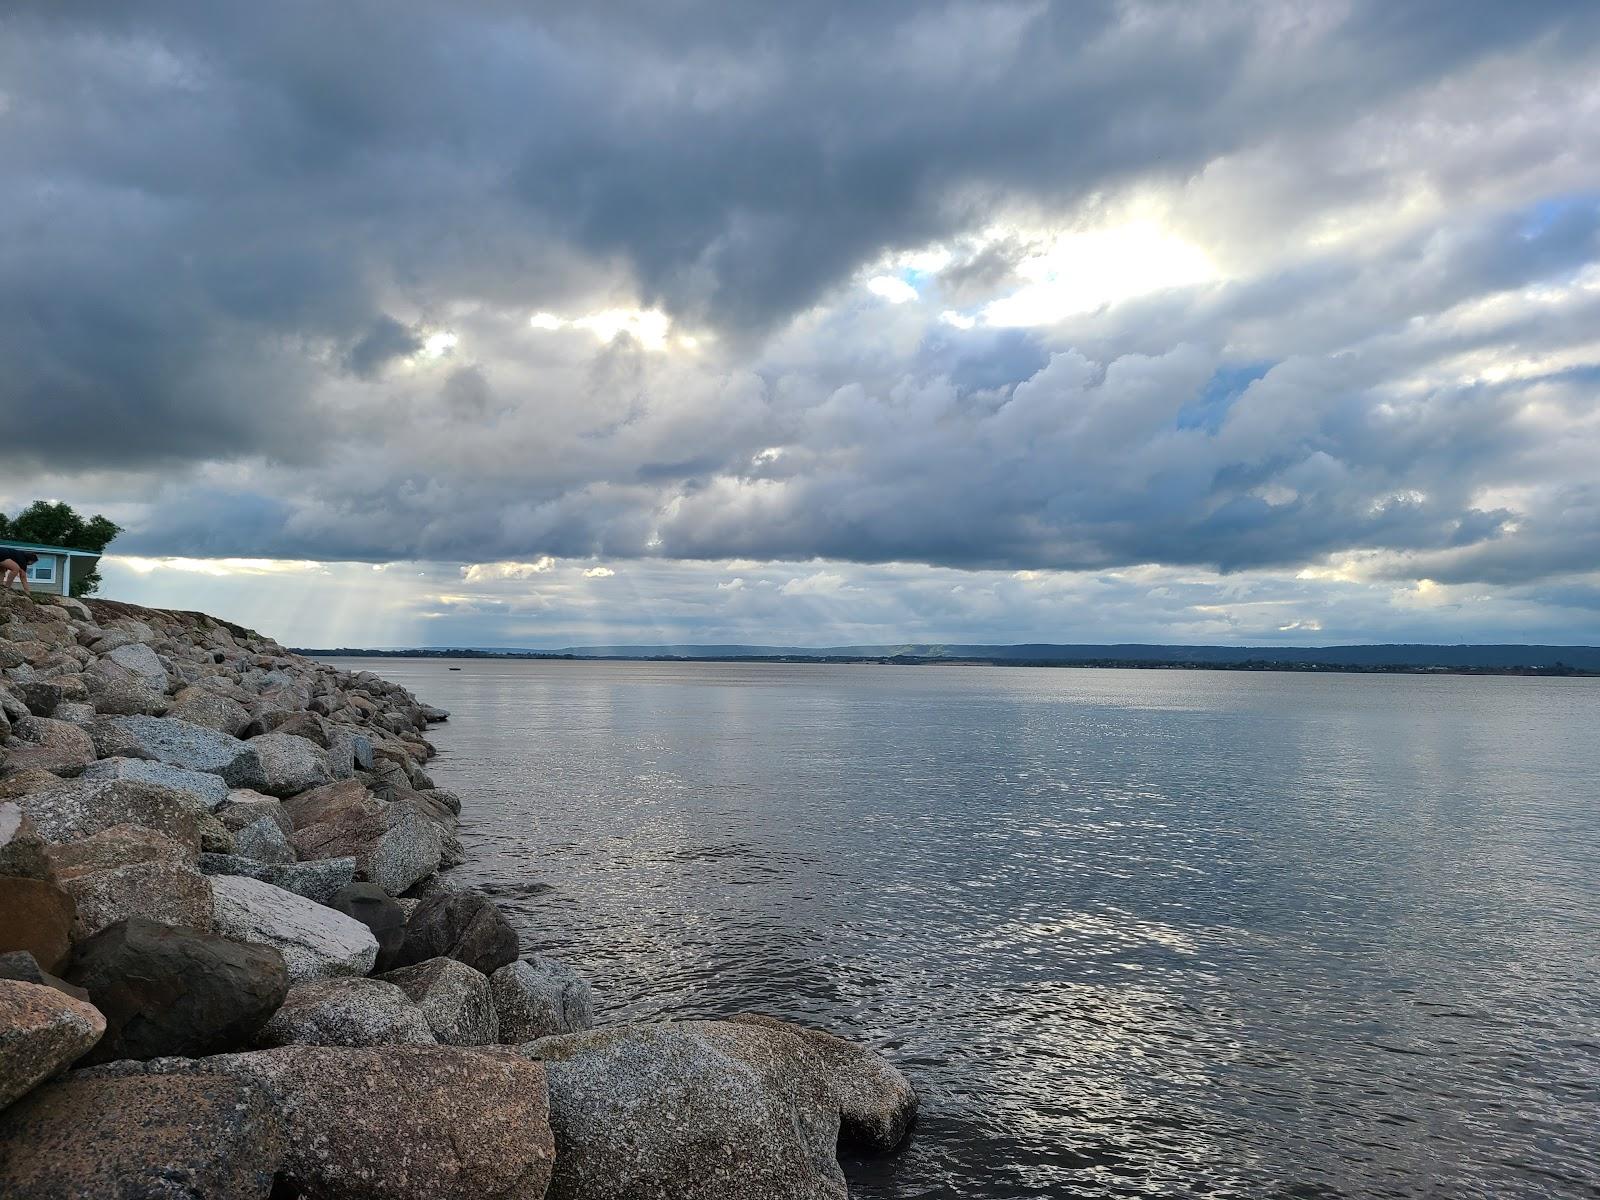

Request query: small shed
[{"left": 0, "top": 540, "right": 102, "bottom": 597}]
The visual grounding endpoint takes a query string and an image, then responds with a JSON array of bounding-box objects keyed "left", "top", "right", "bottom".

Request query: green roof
[{"left": 0, "top": 539, "right": 101, "bottom": 557}]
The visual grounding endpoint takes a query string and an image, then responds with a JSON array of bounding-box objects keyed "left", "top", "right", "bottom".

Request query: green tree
[{"left": 1, "top": 501, "right": 122, "bottom": 596}]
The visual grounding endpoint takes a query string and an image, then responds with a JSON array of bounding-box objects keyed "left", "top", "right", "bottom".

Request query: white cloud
[{"left": 866, "top": 276, "right": 919, "bottom": 304}]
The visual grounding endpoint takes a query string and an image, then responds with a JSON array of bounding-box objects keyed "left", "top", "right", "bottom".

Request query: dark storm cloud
[{"left": 4, "top": 0, "right": 1600, "bottom": 603}]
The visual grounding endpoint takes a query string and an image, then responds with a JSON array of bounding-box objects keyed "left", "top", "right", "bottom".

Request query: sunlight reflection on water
[{"left": 336, "top": 659, "right": 1600, "bottom": 1199}]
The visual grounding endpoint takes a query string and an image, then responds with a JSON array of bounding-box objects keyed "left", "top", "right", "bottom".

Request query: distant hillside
[{"left": 304, "top": 642, "right": 1600, "bottom": 672}]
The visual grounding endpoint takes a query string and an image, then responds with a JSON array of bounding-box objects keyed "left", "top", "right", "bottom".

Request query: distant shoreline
[{"left": 297, "top": 647, "right": 1598, "bottom": 678}]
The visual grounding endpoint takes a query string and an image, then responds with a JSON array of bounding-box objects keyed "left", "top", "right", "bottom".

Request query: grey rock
[
  {"left": 381, "top": 957, "right": 498, "bottom": 1046},
  {"left": 233, "top": 814, "right": 296, "bottom": 863},
  {"left": 326, "top": 882, "right": 407, "bottom": 970},
  {"left": 5, "top": 715, "right": 95, "bottom": 776},
  {"left": 292, "top": 801, "right": 443, "bottom": 896},
  {"left": 62, "top": 859, "right": 216, "bottom": 939},
  {"left": 524, "top": 1019, "right": 917, "bottom": 1200},
  {"left": 12, "top": 681, "right": 62, "bottom": 717},
  {"left": 0, "top": 980, "right": 105, "bottom": 1112},
  {"left": 166, "top": 686, "right": 252, "bottom": 735},
  {"left": 80, "top": 755, "right": 230, "bottom": 811},
  {"left": 64, "top": 918, "right": 289, "bottom": 1063},
  {"left": 255, "top": 976, "right": 436, "bottom": 1048},
  {"left": 197, "top": 852, "right": 356, "bottom": 903},
  {"left": 392, "top": 889, "right": 520, "bottom": 976},
  {"left": 210, "top": 873, "right": 378, "bottom": 982},
  {"left": 491, "top": 957, "right": 595, "bottom": 1043},
  {"left": 102, "top": 714, "right": 266, "bottom": 788},
  {"left": 419, "top": 703, "right": 450, "bottom": 722},
  {"left": 250, "top": 731, "right": 333, "bottom": 797},
  {"left": 82, "top": 669, "right": 169, "bottom": 716},
  {"left": 50, "top": 699, "right": 95, "bottom": 724},
  {"left": 18, "top": 778, "right": 204, "bottom": 850},
  {"left": 216, "top": 790, "right": 293, "bottom": 835},
  {"left": 106, "top": 642, "right": 169, "bottom": 693}
]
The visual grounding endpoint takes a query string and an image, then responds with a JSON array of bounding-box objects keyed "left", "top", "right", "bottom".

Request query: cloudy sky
[{"left": 4, "top": 2, "right": 1600, "bottom": 648}]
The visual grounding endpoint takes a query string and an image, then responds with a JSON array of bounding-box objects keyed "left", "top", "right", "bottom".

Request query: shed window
[{"left": 27, "top": 559, "right": 54, "bottom": 583}]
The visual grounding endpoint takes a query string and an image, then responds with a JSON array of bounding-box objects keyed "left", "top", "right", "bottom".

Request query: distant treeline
[{"left": 297, "top": 645, "right": 1599, "bottom": 676}]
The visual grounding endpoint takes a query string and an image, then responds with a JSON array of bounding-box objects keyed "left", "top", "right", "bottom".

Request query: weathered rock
[
  {"left": 330, "top": 725, "right": 376, "bottom": 771},
  {"left": 12, "top": 681, "right": 62, "bottom": 718},
  {"left": 524, "top": 1019, "right": 917, "bottom": 1200},
  {"left": 233, "top": 814, "right": 296, "bottom": 863},
  {"left": 210, "top": 874, "right": 378, "bottom": 982},
  {"left": 382, "top": 957, "right": 498, "bottom": 1046},
  {"left": 219, "top": 1045, "right": 554, "bottom": 1200},
  {"left": 0, "top": 769, "right": 62, "bottom": 801},
  {"left": 64, "top": 917, "right": 290, "bottom": 1064},
  {"left": 292, "top": 801, "right": 444, "bottom": 895},
  {"left": 255, "top": 976, "right": 436, "bottom": 1048},
  {"left": 491, "top": 956, "right": 595, "bottom": 1043},
  {"left": 245, "top": 709, "right": 333, "bottom": 747},
  {"left": 0, "top": 980, "right": 104, "bottom": 1110},
  {"left": 82, "top": 669, "right": 169, "bottom": 716},
  {"left": 250, "top": 731, "right": 333, "bottom": 797},
  {"left": 166, "top": 685, "right": 253, "bottom": 734},
  {"left": 279, "top": 777, "right": 375, "bottom": 829},
  {"left": 0, "top": 877, "right": 75, "bottom": 972},
  {"left": 44, "top": 823, "right": 193, "bottom": 880},
  {"left": 63, "top": 860, "right": 215, "bottom": 939},
  {"left": 18, "top": 778, "right": 203, "bottom": 850},
  {"left": 50, "top": 699, "right": 95, "bottom": 725},
  {"left": 106, "top": 642, "right": 169, "bottom": 693},
  {"left": 392, "top": 889, "right": 520, "bottom": 976},
  {"left": 102, "top": 715, "right": 266, "bottom": 788},
  {"left": 80, "top": 755, "right": 230, "bottom": 811},
  {"left": 326, "top": 882, "right": 407, "bottom": 970},
  {"left": 731, "top": 1013, "right": 920, "bottom": 1151},
  {"left": 217, "top": 789, "right": 293, "bottom": 834},
  {"left": 198, "top": 852, "right": 356, "bottom": 904},
  {"left": 197, "top": 811, "right": 237, "bottom": 855},
  {"left": 0, "top": 803, "right": 49, "bottom": 880},
  {"left": 4, "top": 715, "right": 95, "bottom": 776},
  {"left": 419, "top": 703, "right": 450, "bottom": 722},
  {"left": 0, "top": 1064, "right": 286, "bottom": 1197}
]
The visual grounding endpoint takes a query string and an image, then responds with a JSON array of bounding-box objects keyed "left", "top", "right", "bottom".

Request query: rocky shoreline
[{"left": 0, "top": 590, "right": 916, "bottom": 1198}]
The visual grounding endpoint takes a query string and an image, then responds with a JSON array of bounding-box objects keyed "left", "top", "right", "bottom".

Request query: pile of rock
[{"left": 0, "top": 589, "right": 916, "bottom": 1198}]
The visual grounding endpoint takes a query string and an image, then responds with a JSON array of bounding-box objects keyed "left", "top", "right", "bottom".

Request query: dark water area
[{"left": 335, "top": 659, "right": 1600, "bottom": 1199}]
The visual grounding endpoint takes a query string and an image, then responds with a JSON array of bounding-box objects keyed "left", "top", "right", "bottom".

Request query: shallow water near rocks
[{"left": 336, "top": 659, "right": 1600, "bottom": 1199}]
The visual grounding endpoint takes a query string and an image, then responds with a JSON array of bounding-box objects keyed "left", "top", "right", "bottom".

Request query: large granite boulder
[
  {"left": 392, "top": 889, "right": 520, "bottom": 976},
  {"left": 18, "top": 777, "right": 204, "bottom": 850},
  {"left": 491, "top": 956, "right": 596, "bottom": 1043},
  {"left": 279, "top": 777, "right": 373, "bottom": 828},
  {"left": 220, "top": 1045, "right": 554, "bottom": 1200},
  {"left": 198, "top": 852, "right": 355, "bottom": 904},
  {"left": 64, "top": 918, "right": 289, "bottom": 1064},
  {"left": 0, "top": 1064, "right": 286, "bottom": 1197},
  {"left": 326, "top": 882, "right": 407, "bottom": 970},
  {"left": 211, "top": 874, "right": 378, "bottom": 982},
  {"left": 382, "top": 957, "right": 498, "bottom": 1046},
  {"left": 0, "top": 877, "right": 75, "bottom": 972},
  {"left": 292, "top": 800, "right": 443, "bottom": 895},
  {"left": 166, "top": 686, "right": 253, "bottom": 735},
  {"left": 523, "top": 1019, "right": 917, "bottom": 1200},
  {"left": 0, "top": 802, "right": 49, "bottom": 880},
  {"left": 0, "top": 980, "right": 104, "bottom": 1110},
  {"left": 44, "top": 823, "right": 193, "bottom": 878},
  {"left": 82, "top": 669, "right": 169, "bottom": 716},
  {"left": 11, "top": 681, "right": 62, "bottom": 718},
  {"left": 233, "top": 814, "right": 296, "bottom": 863},
  {"left": 102, "top": 715, "right": 267, "bottom": 789},
  {"left": 4, "top": 715, "right": 95, "bottom": 776},
  {"left": 80, "top": 755, "right": 230, "bottom": 811},
  {"left": 217, "top": 789, "right": 293, "bottom": 835},
  {"left": 62, "top": 859, "right": 214, "bottom": 939},
  {"left": 105, "top": 643, "right": 169, "bottom": 693},
  {"left": 255, "top": 976, "right": 436, "bottom": 1048},
  {"left": 250, "top": 731, "right": 333, "bottom": 797}
]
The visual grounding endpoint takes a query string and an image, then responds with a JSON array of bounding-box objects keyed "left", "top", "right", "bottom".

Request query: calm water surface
[{"left": 335, "top": 660, "right": 1600, "bottom": 1199}]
